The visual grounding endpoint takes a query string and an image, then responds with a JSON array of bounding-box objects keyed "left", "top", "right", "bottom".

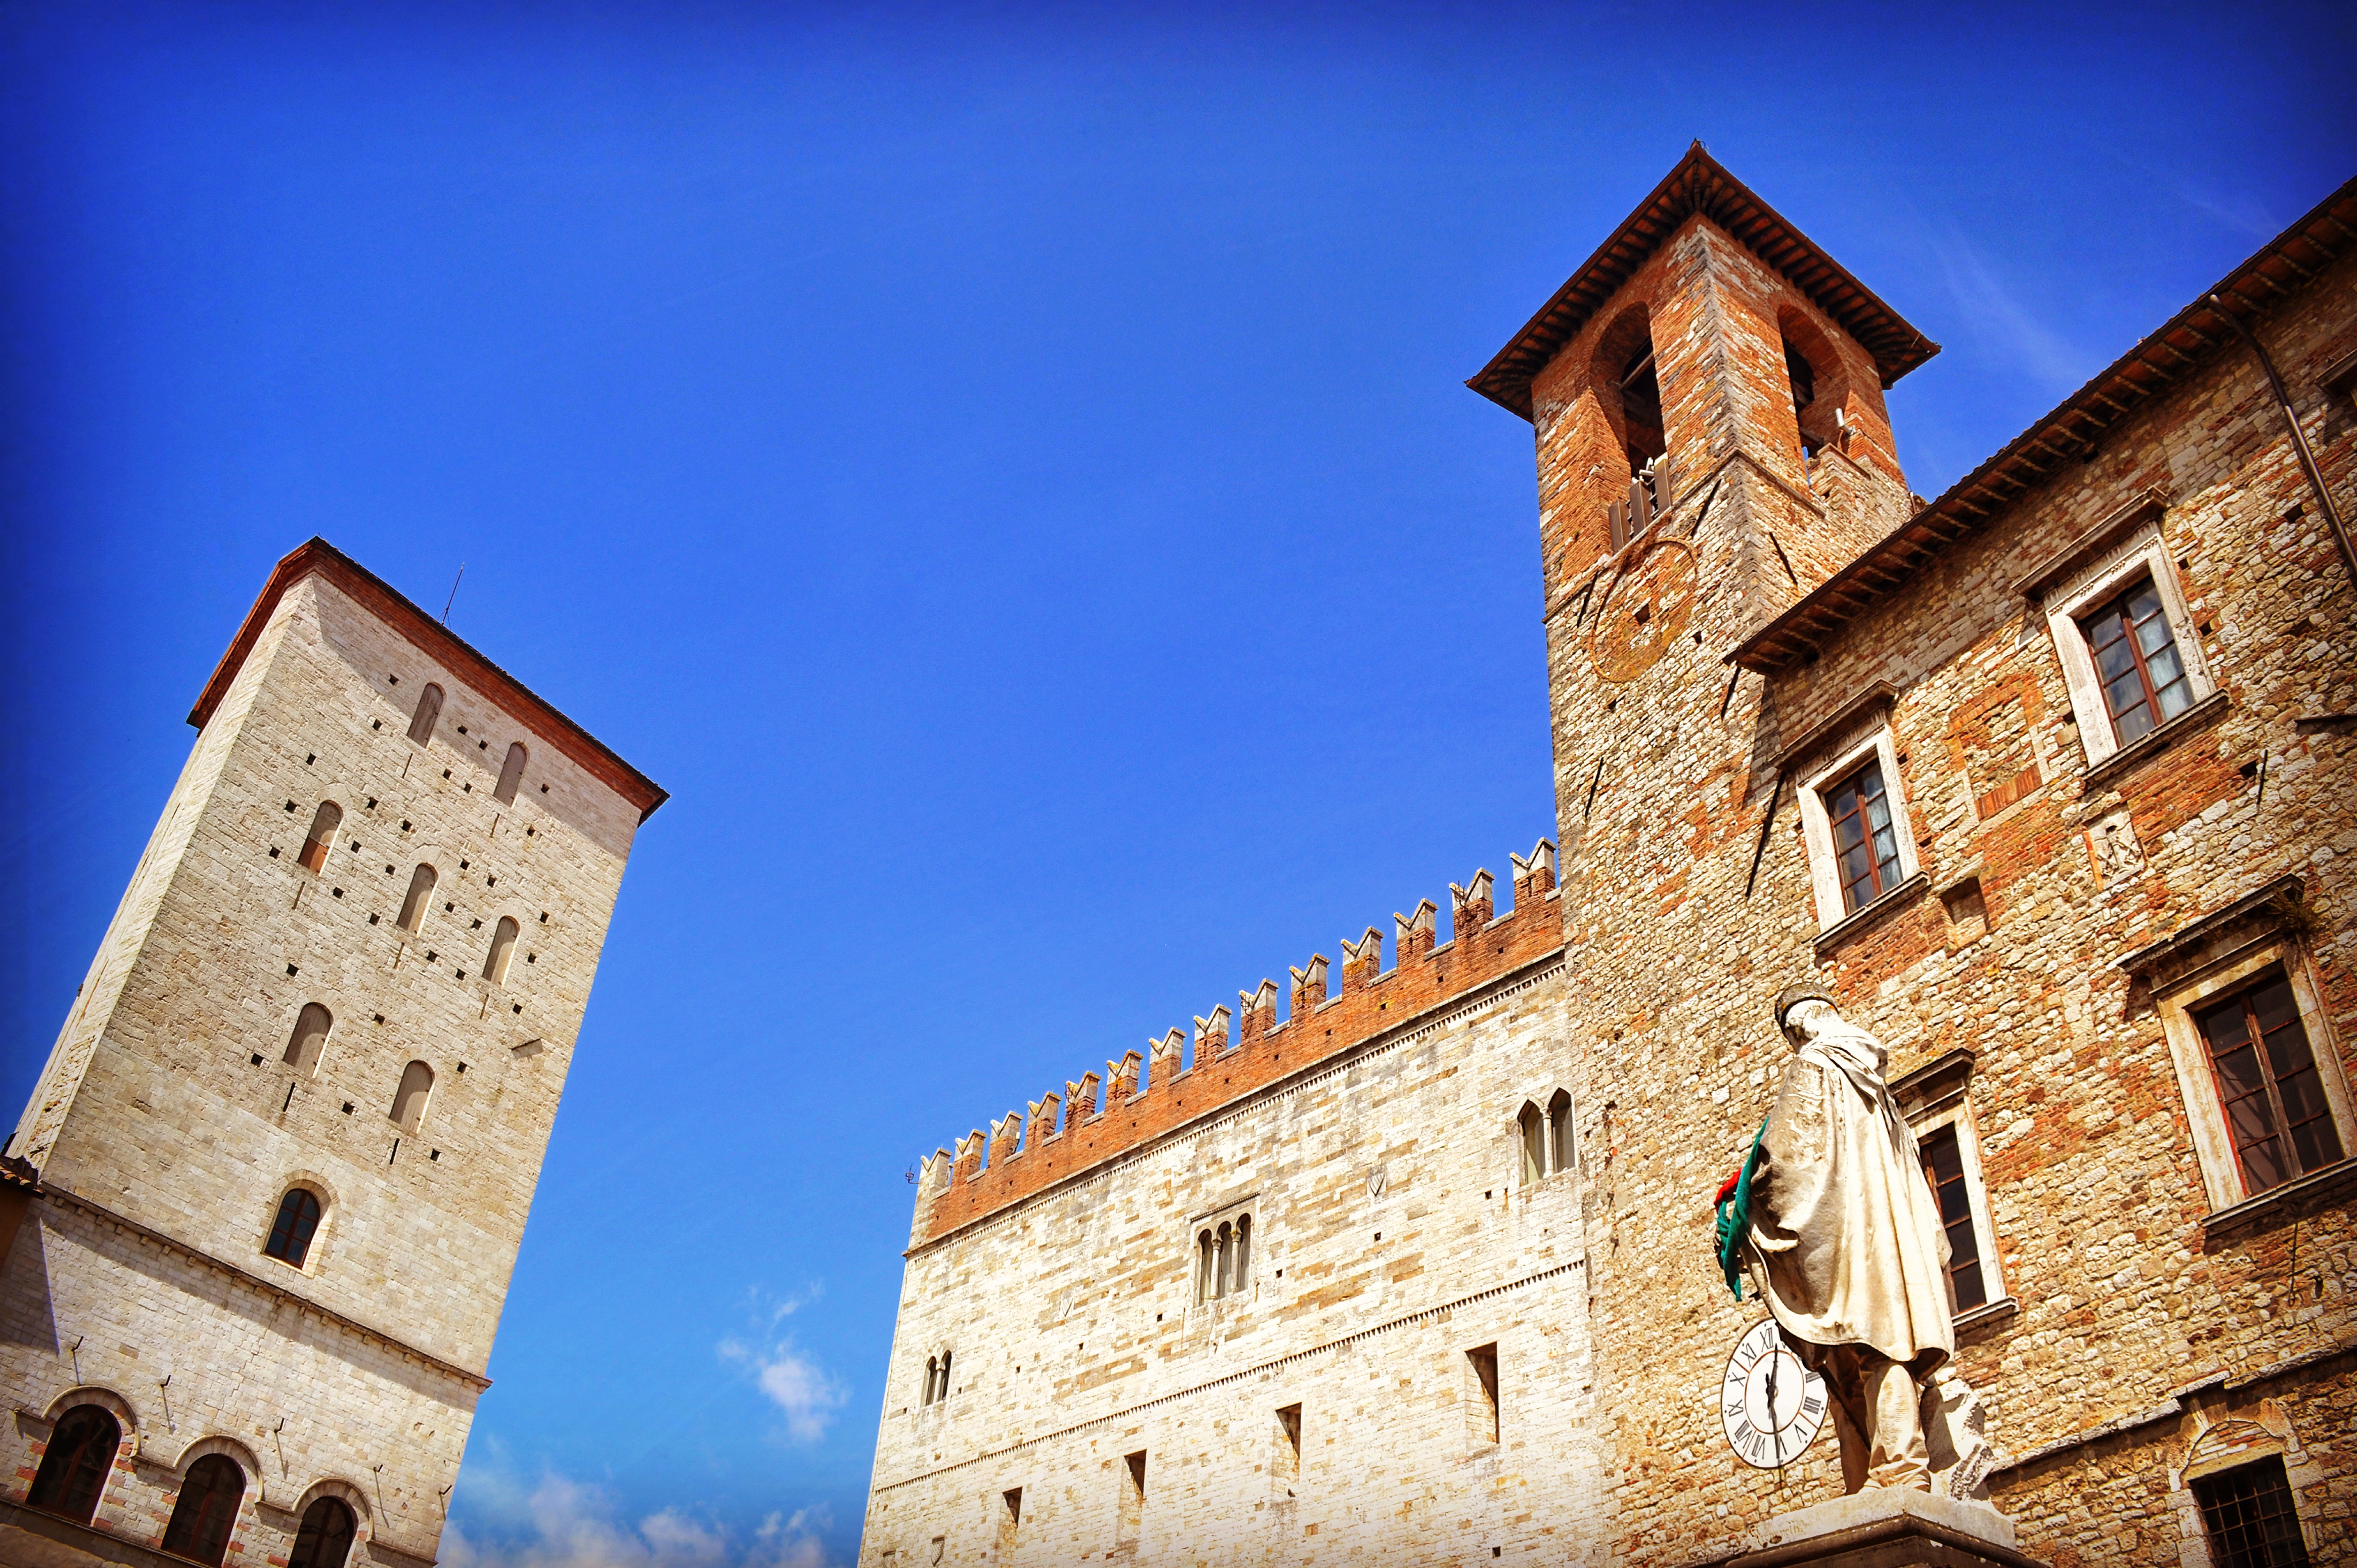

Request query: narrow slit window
[
  {"left": 484, "top": 916, "right": 519, "bottom": 986},
  {"left": 160, "top": 1453, "right": 246, "bottom": 1566},
  {"left": 1917, "top": 1126, "right": 1987, "bottom": 1311},
  {"left": 1467, "top": 1344, "right": 1500, "bottom": 1445},
  {"left": 1120, "top": 1450, "right": 1147, "bottom": 1538},
  {"left": 406, "top": 682, "right": 444, "bottom": 744},
  {"left": 25, "top": 1404, "right": 120, "bottom": 1524},
  {"left": 1519, "top": 1102, "right": 1544, "bottom": 1187},
  {"left": 1825, "top": 759, "right": 1902, "bottom": 913},
  {"left": 2195, "top": 972, "right": 2344, "bottom": 1197},
  {"left": 495, "top": 742, "right": 528, "bottom": 804},
  {"left": 1276, "top": 1403, "right": 1302, "bottom": 1482},
  {"left": 288, "top": 1495, "right": 358, "bottom": 1568},
  {"left": 937, "top": 1350, "right": 951, "bottom": 1400},
  {"left": 283, "top": 1003, "right": 333, "bottom": 1075},
  {"left": 2077, "top": 577, "right": 2194, "bottom": 745},
  {"left": 922, "top": 1356, "right": 938, "bottom": 1405},
  {"left": 1197, "top": 1229, "right": 1215, "bottom": 1303},
  {"left": 1213, "top": 1222, "right": 1232, "bottom": 1299},
  {"left": 1231, "top": 1212, "right": 1252, "bottom": 1294},
  {"left": 265, "top": 1188, "right": 323, "bottom": 1267},
  {"left": 298, "top": 801, "right": 342, "bottom": 873},
  {"left": 398, "top": 864, "right": 438, "bottom": 932},
  {"left": 391, "top": 1060, "right": 436, "bottom": 1133},
  {"left": 1547, "top": 1090, "right": 1574, "bottom": 1176}
]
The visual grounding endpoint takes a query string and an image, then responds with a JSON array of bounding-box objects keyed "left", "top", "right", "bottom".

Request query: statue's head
[{"left": 1773, "top": 983, "right": 1839, "bottom": 1048}]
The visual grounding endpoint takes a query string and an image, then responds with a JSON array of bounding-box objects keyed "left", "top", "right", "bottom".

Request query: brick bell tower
[
  {"left": 1467, "top": 146, "right": 1940, "bottom": 1537},
  {"left": 2, "top": 540, "right": 663, "bottom": 1568}
]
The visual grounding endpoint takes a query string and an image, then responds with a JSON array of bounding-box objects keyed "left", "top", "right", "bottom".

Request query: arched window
[
  {"left": 1213, "top": 1222, "right": 1232, "bottom": 1300},
  {"left": 1231, "top": 1213, "right": 1252, "bottom": 1294},
  {"left": 391, "top": 1062, "right": 434, "bottom": 1133},
  {"left": 406, "top": 683, "right": 444, "bottom": 744},
  {"left": 26, "top": 1403, "right": 120, "bottom": 1523},
  {"left": 288, "top": 1495, "right": 357, "bottom": 1568},
  {"left": 937, "top": 1350, "right": 952, "bottom": 1401},
  {"left": 922, "top": 1356, "right": 939, "bottom": 1405},
  {"left": 160, "top": 1453, "right": 246, "bottom": 1566},
  {"left": 398, "top": 864, "right": 437, "bottom": 932},
  {"left": 265, "top": 1187, "right": 323, "bottom": 1267},
  {"left": 298, "top": 801, "right": 342, "bottom": 873},
  {"left": 1519, "top": 1103, "right": 1544, "bottom": 1187},
  {"left": 283, "top": 1004, "right": 332, "bottom": 1075},
  {"left": 495, "top": 742, "right": 528, "bottom": 804},
  {"left": 1196, "top": 1229, "right": 1215, "bottom": 1303},
  {"left": 1547, "top": 1090, "right": 1574, "bottom": 1177},
  {"left": 483, "top": 917, "right": 519, "bottom": 986}
]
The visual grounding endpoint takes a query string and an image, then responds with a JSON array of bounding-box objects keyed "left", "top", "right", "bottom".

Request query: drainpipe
[{"left": 2210, "top": 294, "right": 2357, "bottom": 587}]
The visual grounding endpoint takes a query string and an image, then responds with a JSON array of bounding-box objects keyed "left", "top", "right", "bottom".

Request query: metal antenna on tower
[{"left": 443, "top": 563, "right": 466, "bottom": 625}]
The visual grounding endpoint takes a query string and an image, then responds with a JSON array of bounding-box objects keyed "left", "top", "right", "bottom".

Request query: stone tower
[{"left": 1, "top": 539, "right": 664, "bottom": 1567}]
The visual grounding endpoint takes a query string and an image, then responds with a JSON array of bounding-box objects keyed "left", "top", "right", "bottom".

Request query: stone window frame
[
  {"left": 2019, "top": 490, "right": 2221, "bottom": 776},
  {"left": 2120, "top": 877, "right": 2357, "bottom": 1221},
  {"left": 1188, "top": 1196, "right": 1257, "bottom": 1307},
  {"left": 1790, "top": 693, "right": 1925, "bottom": 937},
  {"left": 258, "top": 1174, "right": 338, "bottom": 1277},
  {"left": 2168, "top": 1401, "right": 2329, "bottom": 1567},
  {"left": 1889, "top": 1050, "right": 2011, "bottom": 1329}
]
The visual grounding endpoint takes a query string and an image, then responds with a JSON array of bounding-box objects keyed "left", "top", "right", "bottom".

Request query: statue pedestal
[{"left": 1719, "top": 1489, "right": 2043, "bottom": 1567}]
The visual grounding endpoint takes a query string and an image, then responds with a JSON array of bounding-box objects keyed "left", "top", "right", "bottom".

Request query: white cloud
[
  {"left": 443, "top": 1466, "right": 835, "bottom": 1568},
  {"left": 719, "top": 1336, "right": 847, "bottom": 1443}
]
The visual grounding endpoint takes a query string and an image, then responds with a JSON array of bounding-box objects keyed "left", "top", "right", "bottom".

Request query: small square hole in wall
[
  {"left": 284, "top": 800, "right": 296, "bottom": 812},
  {"left": 512, "top": 1003, "right": 523, "bottom": 1014},
  {"left": 442, "top": 769, "right": 452, "bottom": 780},
  {"left": 426, "top": 951, "right": 437, "bottom": 963},
  {"left": 270, "top": 847, "right": 281, "bottom": 859},
  {"left": 285, "top": 963, "right": 299, "bottom": 976},
  {"left": 384, "top": 864, "right": 394, "bottom": 873},
  {"left": 444, "top": 902, "right": 455, "bottom": 913},
  {"left": 454, "top": 968, "right": 466, "bottom": 981},
  {"left": 306, "top": 753, "right": 316, "bottom": 766},
  {"left": 388, "top": 674, "right": 399, "bottom": 685},
  {"left": 366, "top": 797, "right": 377, "bottom": 810},
  {"left": 460, "top": 860, "right": 470, "bottom": 870},
  {"left": 429, "top": 1149, "right": 441, "bottom": 1161},
  {"left": 368, "top": 913, "right": 379, "bottom": 925},
  {"left": 342, "top": 1101, "right": 354, "bottom": 1114},
  {"left": 463, "top": 783, "right": 471, "bottom": 792},
  {"left": 401, "top": 821, "right": 412, "bottom": 832},
  {"left": 470, "top": 919, "right": 482, "bottom": 930},
  {"left": 525, "top": 826, "right": 535, "bottom": 837},
  {"left": 372, "top": 1013, "right": 385, "bottom": 1024},
  {"left": 539, "top": 912, "right": 549, "bottom": 923},
  {"left": 250, "top": 1053, "right": 262, "bottom": 1066},
  {"left": 457, "top": 724, "right": 468, "bottom": 735},
  {"left": 332, "top": 888, "right": 343, "bottom": 899},
  {"left": 478, "top": 739, "right": 487, "bottom": 750},
  {"left": 525, "top": 953, "right": 536, "bottom": 964},
  {"left": 372, "top": 720, "right": 382, "bottom": 731},
  {"left": 457, "top": 1062, "right": 467, "bottom": 1074},
  {"left": 349, "top": 840, "right": 360, "bottom": 852},
  {"left": 486, "top": 875, "right": 496, "bottom": 887},
  {"left": 540, "top": 784, "right": 548, "bottom": 793}
]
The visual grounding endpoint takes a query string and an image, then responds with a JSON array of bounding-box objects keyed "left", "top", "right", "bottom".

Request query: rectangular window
[
  {"left": 2195, "top": 974, "right": 2345, "bottom": 1197},
  {"left": 997, "top": 1489, "right": 1021, "bottom": 1555},
  {"left": 1118, "top": 1449, "right": 1145, "bottom": 1544},
  {"left": 2077, "top": 576, "right": 2194, "bottom": 745},
  {"left": 1467, "top": 1344, "right": 1500, "bottom": 1446},
  {"left": 1825, "top": 759, "right": 1902, "bottom": 914},
  {"left": 1917, "top": 1126, "right": 1988, "bottom": 1311},
  {"left": 2194, "top": 1456, "right": 2312, "bottom": 1567}
]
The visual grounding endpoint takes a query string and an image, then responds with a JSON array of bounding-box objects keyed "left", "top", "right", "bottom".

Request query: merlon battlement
[{"left": 909, "top": 839, "right": 1559, "bottom": 1246}]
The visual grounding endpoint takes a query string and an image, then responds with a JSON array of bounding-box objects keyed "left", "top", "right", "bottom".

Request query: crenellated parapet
[{"left": 909, "top": 838, "right": 1563, "bottom": 1246}]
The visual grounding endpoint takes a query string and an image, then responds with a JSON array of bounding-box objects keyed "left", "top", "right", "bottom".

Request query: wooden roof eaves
[
  {"left": 1728, "top": 173, "right": 2357, "bottom": 676},
  {"left": 189, "top": 537, "right": 669, "bottom": 822},
  {"left": 1466, "top": 144, "right": 1938, "bottom": 420}
]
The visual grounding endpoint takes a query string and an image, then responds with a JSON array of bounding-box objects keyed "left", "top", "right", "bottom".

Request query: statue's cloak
[{"left": 1742, "top": 1014, "right": 1955, "bottom": 1376}]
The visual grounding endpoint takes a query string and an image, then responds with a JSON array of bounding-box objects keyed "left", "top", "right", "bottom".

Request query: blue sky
[{"left": 3, "top": 3, "right": 2350, "bottom": 1563}]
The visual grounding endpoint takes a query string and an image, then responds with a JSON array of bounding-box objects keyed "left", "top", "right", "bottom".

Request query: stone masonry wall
[
  {"left": 865, "top": 936, "right": 1613, "bottom": 1565},
  {"left": 1551, "top": 228, "right": 2357, "bottom": 1563}
]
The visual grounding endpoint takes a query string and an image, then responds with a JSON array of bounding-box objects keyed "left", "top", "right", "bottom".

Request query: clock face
[
  {"left": 1588, "top": 540, "right": 1697, "bottom": 683},
  {"left": 1720, "top": 1317, "right": 1828, "bottom": 1470}
]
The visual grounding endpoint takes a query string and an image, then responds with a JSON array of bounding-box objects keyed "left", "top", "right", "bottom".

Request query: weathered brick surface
[{"left": 3, "top": 552, "right": 655, "bottom": 1566}]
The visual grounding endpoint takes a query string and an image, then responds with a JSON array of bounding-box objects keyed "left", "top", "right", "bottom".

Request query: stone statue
[{"left": 1736, "top": 986, "right": 1990, "bottom": 1496}]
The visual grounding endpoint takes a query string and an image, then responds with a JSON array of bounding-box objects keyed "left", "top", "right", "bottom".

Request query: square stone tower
[{"left": 2, "top": 539, "right": 664, "bottom": 1567}]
